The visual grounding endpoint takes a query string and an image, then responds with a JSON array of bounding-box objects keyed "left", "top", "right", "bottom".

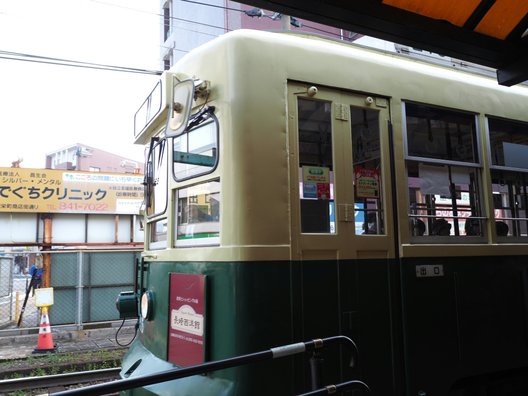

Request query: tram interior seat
[
  {"left": 495, "top": 221, "right": 509, "bottom": 236},
  {"left": 300, "top": 199, "right": 330, "bottom": 233},
  {"left": 412, "top": 219, "right": 426, "bottom": 236},
  {"left": 363, "top": 212, "right": 378, "bottom": 234},
  {"left": 465, "top": 217, "right": 481, "bottom": 236},
  {"left": 431, "top": 219, "right": 451, "bottom": 236}
]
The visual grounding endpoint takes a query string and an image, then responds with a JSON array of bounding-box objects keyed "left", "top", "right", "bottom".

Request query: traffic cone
[{"left": 33, "top": 306, "right": 56, "bottom": 353}]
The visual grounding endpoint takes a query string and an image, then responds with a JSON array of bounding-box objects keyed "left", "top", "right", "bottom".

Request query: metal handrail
[
  {"left": 296, "top": 380, "right": 371, "bottom": 395},
  {"left": 51, "top": 335, "right": 359, "bottom": 396}
]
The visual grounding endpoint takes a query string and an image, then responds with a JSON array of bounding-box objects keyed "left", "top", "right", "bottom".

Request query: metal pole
[
  {"left": 309, "top": 351, "right": 324, "bottom": 390},
  {"left": 17, "top": 275, "right": 35, "bottom": 327},
  {"left": 9, "top": 260, "right": 13, "bottom": 321},
  {"left": 14, "top": 291, "right": 19, "bottom": 322},
  {"left": 114, "top": 215, "right": 119, "bottom": 243},
  {"left": 76, "top": 252, "right": 84, "bottom": 329},
  {"left": 282, "top": 15, "right": 291, "bottom": 31},
  {"left": 42, "top": 214, "right": 53, "bottom": 288}
]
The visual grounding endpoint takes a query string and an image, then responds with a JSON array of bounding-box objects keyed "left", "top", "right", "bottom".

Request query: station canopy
[{"left": 239, "top": 0, "right": 528, "bottom": 86}]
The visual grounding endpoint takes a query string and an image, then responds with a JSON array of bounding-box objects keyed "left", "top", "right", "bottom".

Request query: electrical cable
[
  {"left": 115, "top": 317, "right": 138, "bottom": 347},
  {"left": 0, "top": 0, "right": 356, "bottom": 75},
  {"left": 181, "top": 0, "right": 243, "bottom": 13},
  {"left": 2, "top": 0, "right": 226, "bottom": 60},
  {"left": 90, "top": 0, "right": 230, "bottom": 32},
  {"left": 179, "top": 0, "right": 355, "bottom": 40},
  {"left": 0, "top": 50, "right": 162, "bottom": 75}
]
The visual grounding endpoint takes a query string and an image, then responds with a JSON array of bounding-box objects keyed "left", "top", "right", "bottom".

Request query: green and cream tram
[{"left": 120, "top": 29, "right": 528, "bottom": 395}]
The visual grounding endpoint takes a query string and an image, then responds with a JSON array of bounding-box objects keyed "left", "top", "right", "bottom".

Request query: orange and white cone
[{"left": 34, "top": 306, "right": 56, "bottom": 353}]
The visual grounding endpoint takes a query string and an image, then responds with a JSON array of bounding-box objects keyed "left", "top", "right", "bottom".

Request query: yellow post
[{"left": 15, "top": 291, "right": 20, "bottom": 322}]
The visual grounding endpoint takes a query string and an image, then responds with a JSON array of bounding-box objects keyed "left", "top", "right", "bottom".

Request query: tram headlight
[
  {"left": 115, "top": 291, "right": 138, "bottom": 319},
  {"left": 141, "top": 291, "right": 154, "bottom": 321}
]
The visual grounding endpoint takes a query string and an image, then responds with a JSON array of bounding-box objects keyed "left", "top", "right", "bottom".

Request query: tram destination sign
[{"left": 0, "top": 167, "right": 143, "bottom": 214}]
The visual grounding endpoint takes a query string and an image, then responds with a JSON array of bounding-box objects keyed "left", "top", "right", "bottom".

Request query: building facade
[
  {"left": 159, "top": 0, "right": 499, "bottom": 80},
  {"left": 160, "top": 0, "right": 359, "bottom": 69},
  {"left": 45, "top": 143, "right": 142, "bottom": 174}
]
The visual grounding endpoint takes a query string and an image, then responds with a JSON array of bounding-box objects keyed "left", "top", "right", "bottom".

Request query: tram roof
[{"left": 238, "top": 0, "right": 528, "bottom": 87}]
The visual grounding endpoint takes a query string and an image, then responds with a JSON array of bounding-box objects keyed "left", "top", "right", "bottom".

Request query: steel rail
[{"left": 0, "top": 367, "right": 121, "bottom": 393}]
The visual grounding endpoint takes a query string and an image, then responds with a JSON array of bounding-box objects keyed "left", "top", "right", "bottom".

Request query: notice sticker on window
[{"left": 355, "top": 167, "right": 380, "bottom": 199}]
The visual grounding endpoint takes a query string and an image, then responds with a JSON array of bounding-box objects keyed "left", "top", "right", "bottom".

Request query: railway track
[{"left": 0, "top": 367, "right": 121, "bottom": 394}]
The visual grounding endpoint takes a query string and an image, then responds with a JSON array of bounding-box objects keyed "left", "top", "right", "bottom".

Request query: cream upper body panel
[{"left": 143, "top": 29, "right": 528, "bottom": 260}]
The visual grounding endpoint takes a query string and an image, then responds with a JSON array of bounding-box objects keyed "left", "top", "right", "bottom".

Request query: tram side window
[
  {"left": 175, "top": 181, "right": 220, "bottom": 247},
  {"left": 488, "top": 117, "right": 528, "bottom": 238},
  {"left": 405, "top": 102, "right": 483, "bottom": 239},
  {"left": 150, "top": 219, "right": 168, "bottom": 250},
  {"left": 297, "top": 98, "right": 335, "bottom": 234},
  {"left": 351, "top": 106, "right": 383, "bottom": 235}
]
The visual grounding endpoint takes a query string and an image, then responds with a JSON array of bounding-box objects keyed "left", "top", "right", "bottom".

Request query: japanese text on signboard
[{"left": 0, "top": 168, "right": 144, "bottom": 214}]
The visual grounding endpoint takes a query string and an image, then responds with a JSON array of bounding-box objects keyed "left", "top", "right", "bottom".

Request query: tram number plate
[{"left": 416, "top": 264, "right": 444, "bottom": 278}]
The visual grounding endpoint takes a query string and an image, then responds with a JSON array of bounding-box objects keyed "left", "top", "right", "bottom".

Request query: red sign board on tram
[{"left": 168, "top": 273, "right": 206, "bottom": 367}]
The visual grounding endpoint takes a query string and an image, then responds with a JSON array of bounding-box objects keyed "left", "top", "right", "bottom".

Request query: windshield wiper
[{"left": 187, "top": 106, "right": 215, "bottom": 130}]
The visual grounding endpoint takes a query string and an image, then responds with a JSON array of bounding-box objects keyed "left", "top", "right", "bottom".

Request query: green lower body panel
[
  {"left": 120, "top": 259, "right": 396, "bottom": 395},
  {"left": 119, "top": 256, "right": 528, "bottom": 395},
  {"left": 401, "top": 256, "right": 528, "bottom": 395},
  {"left": 121, "top": 339, "right": 234, "bottom": 395}
]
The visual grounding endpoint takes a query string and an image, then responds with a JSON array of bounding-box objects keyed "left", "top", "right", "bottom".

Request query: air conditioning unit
[{"left": 121, "top": 160, "right": 138, "bottom": 168}]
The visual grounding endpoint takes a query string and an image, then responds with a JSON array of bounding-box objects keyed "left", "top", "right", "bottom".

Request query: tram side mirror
[
  {"left": 116, "top": 291, "right": 139, "bottom": 319},
  {"left": 166, "top": 78, "right": 194, "bottom": 137}
]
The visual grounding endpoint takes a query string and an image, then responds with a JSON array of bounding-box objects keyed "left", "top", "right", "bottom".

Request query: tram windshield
[
  {"left": 145, "top": 138, "right": 169, "bottom": 250},
  {"left": 173, "top": 108, "right": 218, "bottom": 181},
  {"left": 145, "top": 138, "right": 168, "bottom": 217}
]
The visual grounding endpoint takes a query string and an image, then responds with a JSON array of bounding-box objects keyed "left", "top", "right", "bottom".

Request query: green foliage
[
  {"left": 8, "top": 391, "right": 26, "bottom": 396},
  {"left": 30, "top": 367, "right": 46, "bottom": 377},
  {"left": 1, "top": 348, "right": 125, "bottom": 380}
]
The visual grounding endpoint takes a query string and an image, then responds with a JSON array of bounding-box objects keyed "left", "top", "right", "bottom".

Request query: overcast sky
[{"left": 0, "top": 0, "right": 161, "bottom": 169}]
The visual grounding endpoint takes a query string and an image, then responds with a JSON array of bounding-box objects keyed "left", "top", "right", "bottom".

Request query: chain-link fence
[
  {"left": 0, "top": 250, "right": 139, "bottom": 330},
  {"left": 0, "top": 257, "right": 14, "bottom": 328}
]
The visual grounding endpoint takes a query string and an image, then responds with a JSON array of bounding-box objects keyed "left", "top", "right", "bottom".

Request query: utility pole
[{"left": 282, "top": 15, "right": 291, "bottom": 31}]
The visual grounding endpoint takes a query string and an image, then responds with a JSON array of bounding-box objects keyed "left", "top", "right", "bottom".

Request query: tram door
[{"left": 287, "top": 82, "right": 395, "bottom": 261}]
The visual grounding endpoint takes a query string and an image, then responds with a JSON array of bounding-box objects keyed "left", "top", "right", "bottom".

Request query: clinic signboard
[
  {"left": 168, "top": 273, "right": 206, "bottom": 367},
  {"left": 0, "top": 167, "right": 143, "bottom": 214}
]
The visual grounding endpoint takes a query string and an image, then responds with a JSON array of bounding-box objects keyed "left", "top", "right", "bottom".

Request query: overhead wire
[
  {"left": 91, "top": 0, "right": 230, "bottom": 32},
  {"left": 93, "top": 0, "right": 349, "bottom": 40},
  {"left": 180, "top": 0, "right": 244, "bottom": 13},
  {"left": 0, "top": 0, "right": 224, "bottom": 74},
  {"left": 0, "top": 0, "right": 353, "bottom": 74},
  {"left": 0, "top": 49, "right": 163, "bottom": 75},
  {"left": 179, "top": 0, "right": 355, "bottom": 40}
]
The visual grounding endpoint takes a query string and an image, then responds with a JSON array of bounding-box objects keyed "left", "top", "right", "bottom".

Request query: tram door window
[
  {"left": 297, "top": 98, "right": 335, "bottom": 233},
  {"left": 488, "top": 117, "right": 528, "bottom": 238},
  {"left": 351, "top": 107, "right": 384, "bottom": 235},
  {"left": 404, "top": 102, "right": 483, "bottom": 239},
  {"left": 289, "top": 83, "right": 393, "bottom": 260}
]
